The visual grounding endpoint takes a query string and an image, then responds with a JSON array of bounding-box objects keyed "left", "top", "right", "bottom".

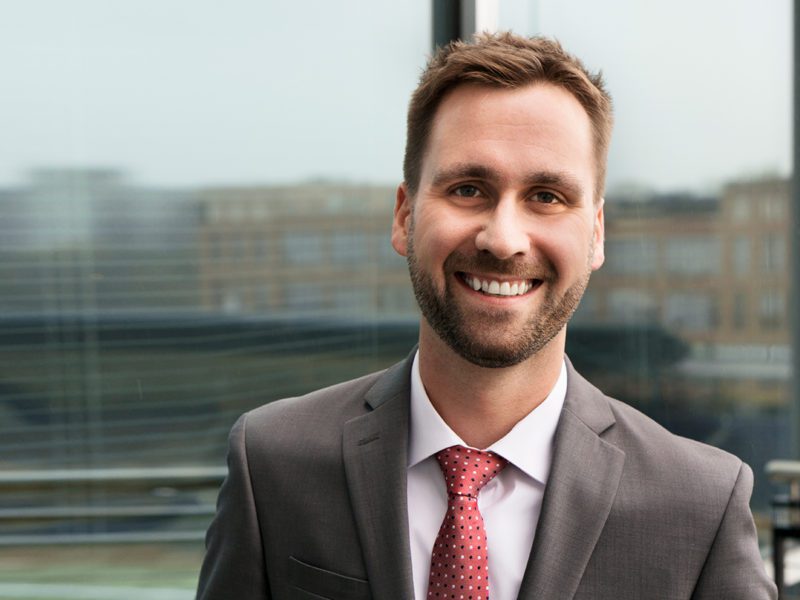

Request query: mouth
[{"left": 458, "top": 272, "right": 540, "bottom": 297}]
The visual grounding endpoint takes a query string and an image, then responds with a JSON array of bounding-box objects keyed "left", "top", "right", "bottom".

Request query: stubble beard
[{"left": 406, "top": 221, "right": 594, "bottom": 369}]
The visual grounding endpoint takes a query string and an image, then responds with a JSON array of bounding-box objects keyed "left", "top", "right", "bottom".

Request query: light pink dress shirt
[{"left": 406, "top": 352, "right": 567, "bottom": 600}]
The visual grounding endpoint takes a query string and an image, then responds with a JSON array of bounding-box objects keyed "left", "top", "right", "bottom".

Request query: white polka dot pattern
[{"left": 427, "top": 445, "right": 507, "bottom": 600}]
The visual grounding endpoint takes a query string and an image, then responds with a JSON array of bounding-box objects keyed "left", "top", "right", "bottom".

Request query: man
[{"left": 197, "top": 33, "right": 777, "bottom": 599}]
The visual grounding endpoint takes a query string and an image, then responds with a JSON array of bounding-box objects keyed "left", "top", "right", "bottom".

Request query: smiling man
[{"left": 197, "top": 34, "right": 776, "bottom": 600}]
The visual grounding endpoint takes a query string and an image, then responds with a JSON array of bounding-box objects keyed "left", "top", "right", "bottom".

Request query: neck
[{"left": 417, "top": 323, "right": 565, "bottom": 449}]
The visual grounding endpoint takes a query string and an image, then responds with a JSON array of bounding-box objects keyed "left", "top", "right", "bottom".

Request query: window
[
  {"left": 282, "top": 232, "right": 325, "bottom": 265},
  {"left": 731, "top": 196, "right": 751, "bottom": 222},
  {"left": 605, "top": 238, "right": 658, "bottom": 275},
  {"left": 379, "top": 284, "right": 418, "bottom": 316},
  {"left": 665, "top": 238, "right": 721, "bottom": 275},
  {"left": 733, "top": 293, "right": 748, "bottom": 330},
  {"left": 733, "top": 236, "right": 751, "bottom": 276},
  {"left": 333, "top": 285, "right": 373, "bottom": 313},
  {"left": 284, "top": 282, "right": 326, "bottom": 312},
  {"left": 664, "top": 293, "right": 717, "bottom": 331},
  {"left": 608, "top": 289, "right": 658, "bottom": 322},
  {"left": 759, "top": 290, "right": 786, "bottom": 330},
  {"left": 762, "top": 234, "right": 786, "bottom": 273},
  {"left": 763, "top": 196, "right": 786, "bottom": 221},
  {"left": 1, "top": 0, "right": 789, "bottom": 594},
  {"left": 332, "top": 232, "right": 370, "bottom": 265}
]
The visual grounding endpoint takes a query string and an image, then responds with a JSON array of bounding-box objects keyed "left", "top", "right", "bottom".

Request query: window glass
[
  {"left": 1, "top": 0, "right": 429, "bottom": 594},
  {"left": 332, "top": 232, "right": 370, "bottom": 265},
  {"left": 539, "top": 0, "right": 791, "bottom": 535},
  {"left": 664, "top": 292, "right": 717, "bottom": 332},
  {"left": 605, "top": 239, "right": 659, "bottom": 275},
  {"left": 732, "top": 292, "right": 748, "bottom": 330},
  {"left": 762, "top": 234, "right": 786, "bottom": 273},
  {"left": 759, "top": 290, "right": 786, "bottom": 330},
  {"left": 665, "top": 237, "right": 721, "bottom": 275},
  {"left": 608, "top": 289, "right": 658, "bottom": 322},
  {"left": 1, "top": 0, "right": 790, "bottom": 593},
  {"left": 283, "top": 231, "right": 325, "bottom": 265},
  {"left": 733, "top": 236, "right": 751, "bottom": 276}
]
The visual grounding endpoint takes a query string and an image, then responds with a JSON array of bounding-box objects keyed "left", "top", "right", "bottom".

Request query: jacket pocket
[{"left": 287, "top": 556, "right": 372, "bottom": 600}]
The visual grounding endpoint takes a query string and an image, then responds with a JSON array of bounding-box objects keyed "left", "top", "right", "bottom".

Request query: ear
[
  {"left": 391, "top": 183, "right": 412, "bottom": 257},
  {"left": 590, "top": 197, "right": 605, "bottom": 271}
]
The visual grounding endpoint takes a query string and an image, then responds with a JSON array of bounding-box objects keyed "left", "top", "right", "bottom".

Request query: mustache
[{"left": 443, "top": 251, "right": 555, "bottom": 280}]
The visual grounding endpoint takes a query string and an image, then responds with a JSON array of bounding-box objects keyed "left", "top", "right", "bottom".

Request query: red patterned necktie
[{"left": 427, "top": 445, "right": 508, "bottom": 600}]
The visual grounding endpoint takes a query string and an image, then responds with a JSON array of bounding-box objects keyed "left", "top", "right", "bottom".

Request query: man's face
[{"left": 392, "top": 83, "right": 605, "bottom": 368}]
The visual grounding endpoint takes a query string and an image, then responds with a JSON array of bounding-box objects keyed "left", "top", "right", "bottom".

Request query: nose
[{"left": 474, "top": 199, "right": 530, "bottom": 259}]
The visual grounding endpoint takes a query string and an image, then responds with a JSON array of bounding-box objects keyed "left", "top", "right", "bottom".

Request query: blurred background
[{"left": 0, "top": 0, "right": 793, "bottom": 598}]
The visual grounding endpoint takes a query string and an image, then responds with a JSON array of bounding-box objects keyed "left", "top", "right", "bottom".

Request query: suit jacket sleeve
[
  {"left": 196, "top": 414, "right": 271, "bottom": 600},
  {"left": 691, "top": 462, "right": 777, "bottom": 599}
]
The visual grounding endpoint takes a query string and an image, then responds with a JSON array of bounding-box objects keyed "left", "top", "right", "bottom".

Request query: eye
[
  {"left": 451, "top": 184, "right": 482, "bottom": 198},
  {"left": 531, "top": 190, "right": 561, "bottom": 204}
]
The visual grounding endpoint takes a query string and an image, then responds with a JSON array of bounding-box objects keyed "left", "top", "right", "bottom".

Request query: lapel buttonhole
[{"left": 357, "top": 433, "right": 380, "bottom": 446}]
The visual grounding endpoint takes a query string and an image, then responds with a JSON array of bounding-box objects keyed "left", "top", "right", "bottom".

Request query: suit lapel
[
  {"left": 517, "top": 362, "right": 625, "bottom": 600},
  {"left": 343, "top": 356, "right": 415, "bottom": 599}
]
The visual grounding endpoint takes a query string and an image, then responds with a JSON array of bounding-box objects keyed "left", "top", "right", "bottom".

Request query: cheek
[
  {"left": 413, "top": 226, "right": 461, "bottom": 267},
  {"left": 413, "top": 206, "right": 475, "bottom": 261},
  {"left": 540, "top": 218, "right": 596, "bottom": 273}
]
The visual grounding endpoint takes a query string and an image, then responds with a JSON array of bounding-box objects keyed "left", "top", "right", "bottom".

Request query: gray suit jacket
[{"left": 196, "top": 354, "right": 777, "bottom": 599}]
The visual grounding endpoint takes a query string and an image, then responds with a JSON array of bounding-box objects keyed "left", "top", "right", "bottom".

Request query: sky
[{"left": 0, "top": 0, "right": 792, "bottom": 193}]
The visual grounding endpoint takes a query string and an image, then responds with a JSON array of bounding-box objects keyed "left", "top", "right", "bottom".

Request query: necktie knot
[{"left": 435, "top": 445, "right": 507, "bottom": 499}]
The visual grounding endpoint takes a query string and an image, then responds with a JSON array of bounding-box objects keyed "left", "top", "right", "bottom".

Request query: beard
[{"left": 406, "top": 222, "right": 594, "bottom": 369}]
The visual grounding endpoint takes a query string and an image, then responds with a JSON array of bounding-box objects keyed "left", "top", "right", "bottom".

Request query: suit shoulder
[
  {"left": 564, "top": 364, "right": 743, "bottom": 479},
  {"left": 604, "top": 395, "right": 745, "bottom": 488},
  {"left": 243, "top": 368, "right": 388, "bottom": 431}
]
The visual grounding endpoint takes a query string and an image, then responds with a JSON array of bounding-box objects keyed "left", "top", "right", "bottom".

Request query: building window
[
  {"left": 284, "top": 282, "right": 325, "bottom": 312},
  {"left": 282, "top": 232, "right": 324, "bottom": 265},
  {"left": 231, "top": 238, "right": 248, "bottom": 260},
  {"left": 664, "top": 293, "right": 717, "bottom": 331},
  {"left": 759, "top": 290, "right": 785, "bottom": 330},
  {"left": 732, "top": 236, "right": 750, "bottom": 276},
  {"left": 665, "top": 237, "right": 720, "bottom": 275},
  {"left": 379, "top": 284, "right": 417, "bottom": 316},
  {"left": 607, "top": 289, "right": 658, "bottom": 322},
  {"left": 762, "top": 234, "right": 786, "bottom": 273},
  {"left": 209, "top": 234, "right": 225, "bottom": 259},
  {"left": 605, "top": 238, "right": 658, "bottom": 275},
  {"left": 255, "top": 284, "right": 272, "bottom": 310},
  {"left": 221, "top": 287, "right": 243, "bottom": 314},
  {"left": 763, "top": 195, "right": 786, "bottom": 221},
  {"left": 571, "top": 290, "right": 597, "bottom": 324},
  {"left": 731, "top": 196, "right": 750, "bottom": 221},
  {"left": 333, "top": 285, "right": 373, "bottom": 313},
  {"left": 256, "top": 238, "right": 270, "bottom": 259},
  {"left": 332, "top": 232, "right": 369, "bottom": 264},
  {"left": 732, "top": 293, "right": 747, "bottom": 330}
]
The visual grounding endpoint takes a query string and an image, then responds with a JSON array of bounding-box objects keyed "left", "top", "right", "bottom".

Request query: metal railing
[
  {"left": 766, "top": 460, "right": 800, "bottom": 597},
  {"left": 0, "top": 466, "right": 226, "bottom": 545}
]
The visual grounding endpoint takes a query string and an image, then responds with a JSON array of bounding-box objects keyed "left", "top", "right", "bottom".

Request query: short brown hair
[{"left": 403, "top": 32, "right": 613, "bottom": 199}]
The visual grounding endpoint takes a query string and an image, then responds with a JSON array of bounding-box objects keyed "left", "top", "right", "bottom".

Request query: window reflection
[{"left": 0, "top": 0, "right": 791, "bottom": 595}]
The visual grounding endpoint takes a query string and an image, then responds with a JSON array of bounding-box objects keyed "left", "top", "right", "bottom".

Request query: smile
[{"left": 459, "top": 273, "right": 536, "bottom": 297}]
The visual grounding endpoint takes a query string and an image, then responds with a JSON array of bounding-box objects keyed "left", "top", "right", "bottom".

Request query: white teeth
[{"left": 464, "top": 275, "right": 531, "bottom": 297}]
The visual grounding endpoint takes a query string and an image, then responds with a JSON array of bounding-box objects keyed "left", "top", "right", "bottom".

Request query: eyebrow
[{"left": 430, "top": 163, "right": 586, "bottom": 198}]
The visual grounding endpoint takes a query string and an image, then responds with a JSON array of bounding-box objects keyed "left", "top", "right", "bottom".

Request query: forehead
[{"left": 422, "top": 83, "right": 595, "bottom": 184}]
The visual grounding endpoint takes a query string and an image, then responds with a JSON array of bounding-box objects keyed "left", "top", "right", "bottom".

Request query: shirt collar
[{"left": 407, "top": 350, "right": 566, "bottom": 485}]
